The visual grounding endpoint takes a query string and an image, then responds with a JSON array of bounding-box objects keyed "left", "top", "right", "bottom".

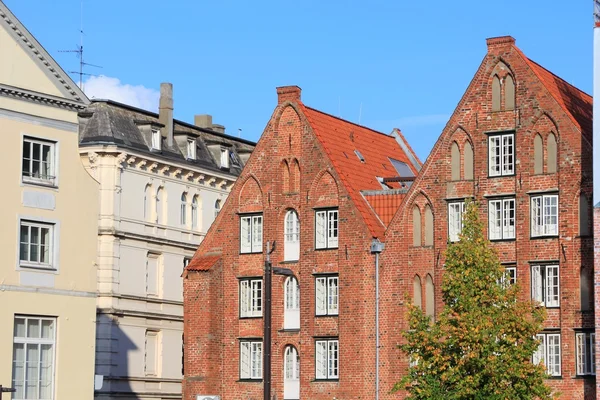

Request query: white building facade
[{"left": 78, "top": 85, "right": 254, "bottom": 400}]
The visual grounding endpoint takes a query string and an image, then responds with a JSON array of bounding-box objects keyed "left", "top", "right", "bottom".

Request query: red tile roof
[
  {"left": 300, "top": 104, "right": 419, "bottom": 239},
  {"left": 186, "top": 254, "right": 221, "bottom": 272},
  {"left": 517, "top": 49, "right": 592, "bottom": 139},
  {"left": 362, "top": 191, "right": 407, "bottom": 227}
]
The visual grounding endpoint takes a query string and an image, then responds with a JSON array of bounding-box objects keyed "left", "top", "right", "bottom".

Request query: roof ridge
[
  {"left": 303, "top": 105, "right": 394, "bottom": 139},
  {"left": 525, "top": 56, "right": 592, "bottom": 99}
]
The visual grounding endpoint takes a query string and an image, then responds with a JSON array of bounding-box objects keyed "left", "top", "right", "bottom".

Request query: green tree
[{"left": 393, "top": 201, "right": 553, "bottom": 400}]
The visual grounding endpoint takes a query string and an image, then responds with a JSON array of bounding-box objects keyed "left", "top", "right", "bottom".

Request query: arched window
[
  {"left": 156, "top": 187, "right": 165, "bottom": 224},
  {"left": 547, "top": 133, "right": 557, "bottom": 173},
  {"left": 413, "top": 275, "right": 422, "bottom": 309},
  {"left": 180, "top": 193, "right": 187, "bottom": 226},
  {"left": 580, "top": 194, "right": 590, "bottom": 236},
  {"left": 192, "top": 195, "right": 199, "bottom": 230},
  {"left": 284, "top": 346, "right": 300, "bottom": 399},
  {"left": 284, "top": 210, "right": 300, "bottom": 261},
  {"left": 425, "top": 274, "right": 434, "bottom": 319},
  {"left": 284, "top": 277, "right": 300, "bottom": 330},
  {"left": 581, "top": 268, "right": 592, "bottom": 311},
  {"left": 424, "top": 205, "right": 433, "bottom": 246},
  {"left": 144, "top": 184, "right": 152, "bottom": 221},
  {"left": 534, "top": 134, "right": 543, "bottom": 175},
  {"left": 492, "top": 75, "right": 501, "bottom": 112},
  {"left": 214, "top": 199, "right": 221, "bottom": 219},
  {"left": 464, "top": 141, "right": 473, "bottom": 180},
  {"left": 505, "top": 75, "right": 515, "bottom": 110},
  {"left": 413, "top": 206, "right": 422, "bottom": 247},
  {"left": 450, "top": 142, "right": 460, "bottom": 181}
]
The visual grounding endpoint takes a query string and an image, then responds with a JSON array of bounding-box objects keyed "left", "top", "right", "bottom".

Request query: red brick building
[{"left": 183, "top": 36, "right": 593, "bottom": 400}]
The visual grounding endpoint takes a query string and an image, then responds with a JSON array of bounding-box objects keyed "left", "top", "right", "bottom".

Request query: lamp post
[{"left": 264, "top": 241, "right": 294, "bottom": 400}]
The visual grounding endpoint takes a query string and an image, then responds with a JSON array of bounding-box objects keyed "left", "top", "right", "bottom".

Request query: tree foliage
[{"left": 393, "top": 201, "right": 553, "bottom": 400}]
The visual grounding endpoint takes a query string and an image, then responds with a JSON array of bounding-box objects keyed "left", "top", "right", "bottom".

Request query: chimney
[
  {"left": 486, "top": 36, "right": 516, "bottom": 52},
  {"left": 159, "top": 83, "right": 174, "bottom": 147},
  {"left": 276, "top": 85, "right": 302, "bottom": 105},
  {"left": 194, "top": 114, "right": 213, "bottom": 129},
  {"left": 211, "top": 124, "right": 225, "bottom": 134}
]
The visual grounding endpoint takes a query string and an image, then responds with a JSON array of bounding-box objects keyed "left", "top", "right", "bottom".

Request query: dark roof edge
[
  {"left": 361, "top": 188, "right": 408, "bottom": 196},
  {"left": 90, "top": 99, "right": 257, "bottom": 146}
]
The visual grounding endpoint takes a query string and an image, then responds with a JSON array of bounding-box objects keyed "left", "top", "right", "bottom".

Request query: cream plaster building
[
  {"left": 0, "top": 1, "right": 99, "bottom": 399},
  {"left": 78, "top": 88, "right": 254, "bottom": 400}
]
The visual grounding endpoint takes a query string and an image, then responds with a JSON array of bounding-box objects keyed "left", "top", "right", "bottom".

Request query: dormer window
[
  {"left": 151, "top": 129, "right": 161, "bottom": 150},
  {"left": 187, "top": 138, "right": 196, "bottom": 160},
  {"left": 221, "top": 148, "right": 230, "bottom": 169}
]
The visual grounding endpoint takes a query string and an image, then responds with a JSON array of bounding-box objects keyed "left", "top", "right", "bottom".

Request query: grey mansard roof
[{"left": 79, "top": 100, "right": 255, "bottom": 176}]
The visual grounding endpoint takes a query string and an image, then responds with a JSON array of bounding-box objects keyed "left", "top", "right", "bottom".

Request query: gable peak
[
  {"left": 277, "top": 85, "right": 302, "bottom": 104},
  {"left": 486, "top": 36, "right": 516, "bottom": 52}
]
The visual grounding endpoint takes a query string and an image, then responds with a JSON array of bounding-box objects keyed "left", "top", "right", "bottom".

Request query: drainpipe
[{"left": 370, "top": 239, "right": 385, "bottom": 400}]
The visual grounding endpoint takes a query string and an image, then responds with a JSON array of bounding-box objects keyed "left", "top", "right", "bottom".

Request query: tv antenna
[{"left": 59, "top": 1, "right": 102, "bottom": 90}]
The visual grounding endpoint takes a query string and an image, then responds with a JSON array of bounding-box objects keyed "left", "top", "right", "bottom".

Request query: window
[
  {"left": 285, "top": 210, "right": 300, "bottom": 261},
  {"left": 464, "top": 141, "right": 474, "bottom": 180},
  {"left": 145, "top": 330, "right": 159, "bottom": 376},
  {"left": 424, "top": 205, "right": 434, "bottom": 246},
  {"left": 488, "top": 198, "right": 515, "bottom": 240},
  {"left": 221, "top": 148, "right": 230, "bottom": 168},
  {"left": 180, "top": 193, "right": 187, "bottom": 226},
  {"left": 315, "top": 276, "right": 338, "bottom": 316},
  {"left": 240, "top": 214, "right": 263, "bottom": 253},
  {"left": 448, "top": 201, "right": 465, "bottom": 242},
  {"left": 534, "top": 134, "right": 543, "bottom": 175},
  {"left": 413, "top": 275, "right": 422, "bottom": 309},
  {"left": 284, "top": 346, "right": 300, "bottom": 399},
  {"left": 533, "top": 333, "right": 561, "bottom": 377},
  {"left": 315, "top": 209, "right": 338, "bottom": 249},
  {"left": 450, "top": 142, "right": 460, "bottom": 181},
  {"left": 531, "top": 265, "right": 559, "bottom": 307},
  {"left": 151, "top": 129, "right": 161, "bottom": 150},
  {"left": 183, "top": 257, "right": 192, "bottom": 270},
  {"left": 488, "top": 132, "right": 514, "bottom": 176},
  {"left": 492, "top": 75, "right": 501, "bottom": 112},
  {"left": 425, "top": 274, "right": 434, "bottom": 318},
  {"left": 576, "top": 332, "right": 596, "bottom": 376},
  {"left": 503, "top": 266, "right": 516, "bottom": 286},
  {"left": 547, "top": 133, "right": 557, "bottom": 173},
  {"left": 531, "top": 194, "right": 558, "bottom": 237},
  {"left": 186, "top": 138, "right": 196, "bottom": 159},
  {"left": 19, "top": 221, "right": 53, "bottom": 269},
  {"left": 191, "top": 195, "right": 199, "bottom": 230},
  {"left": 240, "top": 341, "right": 262, "bottom": 380},
  {"left": 580, "top": 194, "right": 590, "bottom": 236},
  {"left": 12, "top": 316, "right": 56, "bottom": 400},
  {"left": 505, "top": 75, "right": 515, "bottom": 111},
  {"left": 412, "top": 206, "right": 422, "bottom": 246},
  {"left": 146, "top": 254, "right": 160, "bottom": 297},
  {"left": 214, "top": 199, "right": 221, "bottom": 219},
  {"left": 22, "top": 138, "right": 56, "bottom": 186},
  {"left": 240, "top": 279, "right": 263, "bottom": 318},
  {"left": 284, "top": 277, "right": 300, "bottom": 330},
  {"left": 315, "top": 339, "right": 338, "bottom": 380}
]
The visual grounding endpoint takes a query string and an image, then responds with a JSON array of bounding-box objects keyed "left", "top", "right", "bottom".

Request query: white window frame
[
  {"left": 151, "top": 129, "right": 161, "bottom": 150},
  {"left": 191, "top": 195, "right": 199, "bottom": 230},
  {"left": 240, "top": 341, "right": 262, "bottom": 380},
  {"left": 576, "top": 332, "right": 596, "bottom": 376},
  {"left": 488, "top": 198, "right": 515, "bottom": 240},
  {"left": 180, "top": 193, "right": 187, "bottom": 226},
  {"left": 502, "top": 266, "right": 516, "bottom": 286},
  {"left": 315, "top": 339, "right": 339, "bottom": 380},
  {"left": 186, "top": 138, "right": 196, "bottom": 159},
  {"left": 284, "top": 210, "right": 300, "bottom": 261},
  {"left": 214, "top": 199, "right": 221, "bottom": 219},
  {"left": 19, "top": 220, "right": 55, "bottom": 270},
  {"left": 240, "top": 278, "right": 263, "bottom": 318},
  {"left": 531, "top": 194, "right": 558, "bottom": 237},
  {"left": 315, "top": 209, "right": 338, "bottom": 249},
  {"left": 12, "top": 316, "right": 56, "bottom": 400},
  {"left": 221, "top": 148, "right": 230, "bottom": 168},
  {"left": 315, "top": 276, "right": 339, "bottom": 316},
  {"left": 284, "top": 277, "right": 300, "bottom": 330},
  {"left": 533, "top": 333, "right": 561, "bottom": 377},
  {"left": 448, "top": 201, "right": 465, "bottom": 242},
  {"left": 488, "top": 132, "right": 514, "bottom": 177},
  {"left": 531, "top": 265, "right": 560, "bottom": 308},
  {"left": 22, "top": 137, "right": 57, "bottom": 187},
  {"left": 240, "top": 214, "right": 263, "bottom": 254}
]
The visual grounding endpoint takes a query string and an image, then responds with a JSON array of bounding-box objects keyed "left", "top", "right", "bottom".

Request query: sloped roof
[
  {"left": 186, "top": 254, "right": 221, "bottom": 272},
  {"left": 516, "top": 49, "right": 592, "bottom": 140},
  {"left": 300, "top": 104, "right": 419, "bottom": 238},
  {"left": 362, "top": 190, "right": 407, "bottom": 227}
]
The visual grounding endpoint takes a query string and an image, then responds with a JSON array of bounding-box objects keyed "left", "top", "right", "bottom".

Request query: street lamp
[
  {"left": 0, "top": 385, "right": 16, "bottom": 400},
  {"left": 264, "top": 241, "right": 293, "bottom": 400}
]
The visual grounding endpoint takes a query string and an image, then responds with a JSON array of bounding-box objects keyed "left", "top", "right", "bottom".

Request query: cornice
[
  {"left": 0, "top": 6, "right": 87, "bottom": 103},
  {"left": 0, "top": 84, "right": 86, "bottom": 111}
]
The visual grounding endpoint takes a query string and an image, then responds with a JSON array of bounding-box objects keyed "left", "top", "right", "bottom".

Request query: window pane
[
  {"left": 27, "top": 319, "right": 40, "bottom": 338},
  {"left": 315, "top": 212, "right": 326, "bottom": 249},
  {"left": 25, "top": 343, "right": 39, "bottom": 398},
  {"left": 41, "top": 320, "right": 54, "bottom": 339},
  {"left": 12, "top": 343, "right": 25, "bottom": 399},
  {"left": 14, "top": 318, "right": 26, "bottom": 338},
  {"left": 316, "top": 278, "right": 326, "bottom": 315},
  {"left": 39, "top": 344, "right": 53, "bottom": 399}
]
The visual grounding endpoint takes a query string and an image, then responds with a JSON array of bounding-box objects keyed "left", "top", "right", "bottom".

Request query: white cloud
[{"left": 83, "top": 76, "right": 159, "bottom": 112}]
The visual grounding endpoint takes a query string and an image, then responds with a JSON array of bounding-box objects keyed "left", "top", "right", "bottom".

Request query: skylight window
[
  {"left": 354, "top": 150, "right": 365, "bottom": 163},
  {"left": 389, "top": 158, "right": 414, "bottom": 177}
]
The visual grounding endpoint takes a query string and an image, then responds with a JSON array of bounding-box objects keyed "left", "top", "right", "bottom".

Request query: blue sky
[{"left": 5, "top": 0, "right": 592, "bottom": 161}]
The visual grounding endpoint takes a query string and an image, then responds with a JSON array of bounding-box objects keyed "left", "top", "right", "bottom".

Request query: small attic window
[
  {"left": 221, "top": 148, "right": 230, "bottom": 168},
  {"left": 389, "top": 158, "right": 414, "bottom": 177},
  {"left": 151, "top": 129, "right": 161, "bottom": 150},
  {"left": 354, "top": 150, "right": 365, "bottom": 163},
  {"left": 187, "top": 138, "right": 196, "bottom": 160}
]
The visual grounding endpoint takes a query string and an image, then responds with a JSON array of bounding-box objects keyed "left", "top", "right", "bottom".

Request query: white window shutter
[
  {"left": 328, "top": 277, "right": 339, "bottom": 315},
  {"left": 531, "top": 197, "right": 541, "bottom": 237},
  {"left": 328, "top": 210, "right": 338, "bottom": 248},
  {"left": 489, "top": 200, "right": 501, "bottom": 240},
  {"left": 503, "top": 199, "right": 515, "bottom": 239},
  {"left": 316, "top": 212, "right": 326, "bottom": 249},
  {"left": 240, "top": 281, "right": 249, "bottom": 317},
  {"left": 316, "top": 341, "right": 326, "bottom": 379},
  {"left": 240, "top": 217, "right": 251, "bottom": 253},
  {"left": 316, "top": 278, "right": 326, "bottom": 315},
  {"left": 546, "top": 266, "right": 559, "bottom": 307},
  {"left": 533, "top": 334, "right": 545, "bottom": 366},
  {"left": 240, "top": 342, "right": 250, "bottom": 379},
  {"left": 531, "top": 266, "right": 542, "bottom": 303},
  {"left": 576, "top": 333, "right": 585, "bottom": 375},
  {"left": 252, "top": 216, "right": 263, "bottom": 252}
]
